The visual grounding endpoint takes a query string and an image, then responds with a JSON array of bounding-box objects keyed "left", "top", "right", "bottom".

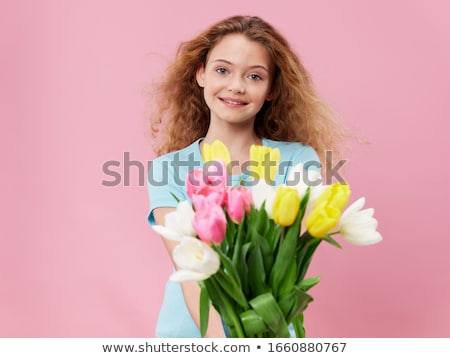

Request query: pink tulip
[
  {"left": 226, "top": 187, "right": 253, "bottom": 223},
  {"left": 204, "top": 159, "right": 228, "bottom": 188},
  {"left": 186, "top": 161, "right": 228, "bottom": 204},
  {"left": 192, "top": 205, "right": 227, "bottom": 244},
  {"left": 192, "top": 192, "right": 226, "bottom": 212},
  {"left": 186, "top": 169, "right": 205, "bottom": 199}
]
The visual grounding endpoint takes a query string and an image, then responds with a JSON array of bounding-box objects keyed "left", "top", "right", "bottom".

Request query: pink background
[{"left": 1, "top": 0, "right": 449, "bottom": 337}]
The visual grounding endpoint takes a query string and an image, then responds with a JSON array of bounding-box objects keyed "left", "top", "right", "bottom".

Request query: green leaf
[
  {"left": 170, "top": 192, "right": 181, "bottom": 203},
  {"left": 322, "top": 234, "right": 343, "bottom": 249},
  {"left": 204, "top": 277, "right": 246, "bottom": 337},
  {"left": 253, "top": 204, "right": 269, "bottom": 233},
  {"left": 215, "top": 247, "right": 242, "bottom": 289},
  {"left": 249, "top": 205, "right": 261, "bottom": 228},
  {"left": 250, "top": 203, "right": 282, "bottom": 254},
  {"left": 299, "top": 187, "right": 311, "bottom": 220},
  {"left": 269, "top": 208, "right": 302, "bottom": 297},
  {"left": 220, "top": 216, "right": 236, "bottom": 254},
  {"left": 278, "top": 289, "right": 298, "bottom": 318},
  {"left": 268, "top": 224, "right": 283, "bottom": 253},
  {"left": 203, "top": 279, "right": 227, "bottom": 317},
  {"left": 247, "top": 243, "right": 268, "bottom": 296},
  {"left": 292, "top": 313, "right": 306, "bottom": 338},
  {"left": 199, "top": 283, "right": 210, "bottom": 337},
  {"left": 296, "top": 235, "right": 322, "bottom": 282},
  {"left": 278, "top": 287, "right": 313, "bottom": 323},
  {"left": 209, "top": 276, "right": 247, "bottom": 338},
  {"left": 236, "top": 242, "right": 251, "bottom": 296},
  {"left": 232, "top": 213, "right": 247, "bottom": 266},
  {"left": 215, "top": 269, "right": 248, "bottom": 309},
  {"left": 254, "top": 227, "right": 275, "bottom": 274},
  {"left": 289, "top": 287, "right": 314, "bottom": 320},
  {"left": 246, "top": 226, "right": 273, "bottom": 279},
  {"left": 240, "top": 310, "right": 268, "bottom": 337},
  {"left": 297, "top": 276, "right": 321, "bottom": 291},
  {"left": 249, "top": 292, "right": 290, "bottom": 337},
  {"left": 277, "top": 259, "right": 297, "bottom": 295}
]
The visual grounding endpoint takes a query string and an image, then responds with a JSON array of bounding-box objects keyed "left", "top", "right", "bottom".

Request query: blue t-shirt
[{"left": 146, "top": 137, "right": 320, "bottom": 337}]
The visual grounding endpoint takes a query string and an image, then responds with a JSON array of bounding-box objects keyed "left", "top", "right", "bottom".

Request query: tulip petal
[
  {"left": 306, "top": 208, "right": 340, "bottom": 237},
  {"left": 152, "top": 225, "right": 185, "bottom": 241},
  {"left": 340, "top": 197, "right": 365, "bottom": 221},
  {"left": 308, "top": 184, "right": 327, "bottom": 206},
  {"left": 339, "top": 197, "right": 383, "bottom": 246},
  {"left": 170, "top": 237, "right": 220, "bottom": 282},
  {"left": 287, "top": 163, "right": 303, "bottom": 184},
  {"left": 251, "top": 180, "right": 276, "bottom": 217},
  {"left": 287, "top": 163, "right": 323, "bottom": 200},
  {"left": 343, "top": 230, "right": 382, "bottom": 246},
  {"left": 305, "top": 183, "right": 350, "bottom": 237},
  {"left": 226, "top": 187, "right": 251, "bottom": 223},
  {"left": 249, "top": 145, "right": 280, "bottom": 183},
  {"left": 202, "top": 140, "right": 231, "bottom": 165},
  {"left": 170, "top": 269, "right": 209, "bottom": 282},
  {"left": 192, "top": 205, "right": 227, "bottom": 244},
  {"left": 272, "top": 186, "right": 300, "bottom": 226},
  {"left": 164, "top": 201, "right": 196, "bottom": 237}
]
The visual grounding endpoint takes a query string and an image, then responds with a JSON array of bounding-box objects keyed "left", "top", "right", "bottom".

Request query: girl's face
[{"left": 196, "top": 33, "right": 273, "bottom": 129}]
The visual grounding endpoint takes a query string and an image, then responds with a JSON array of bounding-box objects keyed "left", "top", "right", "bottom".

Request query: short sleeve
[
  {"left": 146, "top": 156, "right": 186, "bottom": 226},
  {"left": 279, "top": 143, "right": 322, "bottom": 183},
  {"left": 293, "top": 145, "right": 321, "bottom": 172}
]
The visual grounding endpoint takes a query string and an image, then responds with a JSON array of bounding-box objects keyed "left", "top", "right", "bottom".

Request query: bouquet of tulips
[{"left": 153, "top": 140, "right": 382, "bottom": 338}]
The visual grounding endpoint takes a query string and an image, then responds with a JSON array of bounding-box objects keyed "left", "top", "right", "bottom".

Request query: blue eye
[
  {"left": 249, "top": 74, "right": 262, "bottom": 81},
  {"left": 216, "top": 67, "right": 228, "bottom": 75}
]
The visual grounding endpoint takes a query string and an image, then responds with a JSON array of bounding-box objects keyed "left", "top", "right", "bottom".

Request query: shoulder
[
  {"left": 148, "top": 138, "right": 203, "bottom": 190},
  {"left": 151, "top": 139, "right": 202, "bottom": 165},
  {"left": 147, "top": 140, "right": 203, "bottom": 224},
  {"left": 263, "top": 138, "right": 310, "bottom": 151},
  {"left": 263, "top": 139, "right": 321, "bottom": 184},
  {"left": 262, "top": 138, "right": 319, "bottom": 164}
]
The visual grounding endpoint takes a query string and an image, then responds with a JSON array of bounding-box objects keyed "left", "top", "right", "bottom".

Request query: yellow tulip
[
  {"left": 272, "top": 186, "right": 300, "bottom": 226},
  {"left": 305, "top": 183, "right": 351, "bottom": 237},
  {"left": 313, "top": 183, "right": 351, "bottom": 211},
  {"left": 201, "top": 140, "right": 231, "bottom": 165},
  {"left": 249, "top": 145, "right": 280, "bottom": 184},
  {"left": 305, "top": 206, "right": 341, "bottom": 237}
]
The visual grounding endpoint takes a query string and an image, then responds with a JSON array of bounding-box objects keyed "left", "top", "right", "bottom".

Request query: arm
[{"left": 154, "top": 207, "right": 226, "bottom": 338}]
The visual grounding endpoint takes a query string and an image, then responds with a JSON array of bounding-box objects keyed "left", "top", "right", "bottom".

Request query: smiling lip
[{"left": 219, "top": 97, "right": 248, "bottom": 106}]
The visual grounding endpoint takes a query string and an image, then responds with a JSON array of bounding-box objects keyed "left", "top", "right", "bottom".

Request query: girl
[{"left": 147, "top": 15, "right": 345, "bottom": 338}]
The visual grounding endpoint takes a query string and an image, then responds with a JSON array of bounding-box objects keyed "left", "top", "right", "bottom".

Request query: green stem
[
  {"left": 232, "top": 215, "right": 246, "bottom": 266},
  {"left": 327, "top": 230, "right": 340, "bottom": 236},
  {"left": 210, "top": 276, "right": 246, "bottom": 338}
]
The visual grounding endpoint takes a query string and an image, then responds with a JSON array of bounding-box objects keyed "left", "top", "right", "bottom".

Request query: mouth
[{"left": 219, "top": 97, "right": 248, "bottom": 106}]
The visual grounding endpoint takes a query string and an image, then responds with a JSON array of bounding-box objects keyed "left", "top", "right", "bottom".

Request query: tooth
[{"left": 225, "top": 99, "right": 242, "bottom": 104}]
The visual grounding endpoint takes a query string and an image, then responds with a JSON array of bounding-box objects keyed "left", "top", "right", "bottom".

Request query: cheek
[
  {"left": 204, "top": 81, "right": 223, "bottom": 96},
  {"left": 253, "top": 86, "right": 271, "bottom": 101}
]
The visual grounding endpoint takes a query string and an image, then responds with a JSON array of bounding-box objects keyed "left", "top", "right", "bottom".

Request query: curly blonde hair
[{"left": 150, "top": 15, "right": 347, "bottom": 164}]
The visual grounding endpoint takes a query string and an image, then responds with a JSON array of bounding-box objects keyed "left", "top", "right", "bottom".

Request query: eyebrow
[{"left": 211, "top": 59, "right": 270, "bottom": 73}]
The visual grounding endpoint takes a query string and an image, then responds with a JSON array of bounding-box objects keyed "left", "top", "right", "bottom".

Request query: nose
[{"left": 228, "top": 75, "right": 245, "bottom": 94}]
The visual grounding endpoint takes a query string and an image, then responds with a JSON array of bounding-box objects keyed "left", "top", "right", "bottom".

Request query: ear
[{"left": 196, "top": 66, "right": 205, "bottom": 87}]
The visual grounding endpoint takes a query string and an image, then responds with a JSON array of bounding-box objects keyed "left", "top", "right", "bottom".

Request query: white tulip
[
  {"left": 169, "top": 237, "right": 220, "bottom": 282},
  {"left": 251, "top": 180, "right": 276, "bottom": 218},
  {"left": 309, "top": 184, "right": 328, "bottom": 206},
  {"left": 152, "top": 201, "right": 196, "bottom": 241},
  {"left": 339, "top": 197, "right": 383, "bottom": 246},
  {"left": 287, "top": 163, "right": 324, "bottom": 206}
]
